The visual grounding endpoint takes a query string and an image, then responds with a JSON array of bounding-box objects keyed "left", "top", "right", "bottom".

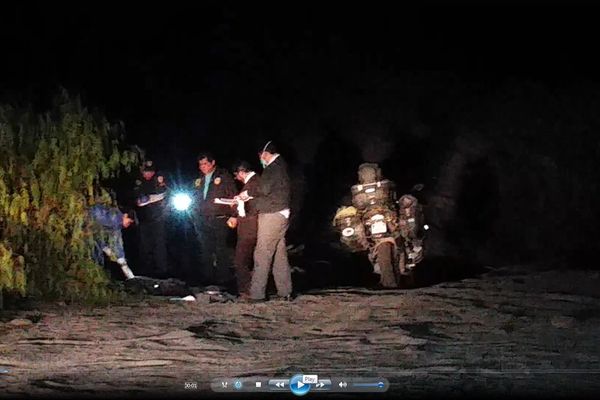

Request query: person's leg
[
  {"left": 234, "top": 217, "right": 257, "bottom": 295},
  {"left": 191, "top": 216, "right": 206, "bottom": 283},
  {"left": 152, "top": 220, "right": 168, "bottom": 276},
  {"left": 249, "top": 213, "right": 280, "bottom": 300},
  {"left": 197, "top": 217, "right": 217, "bottom": 284},
  {"left": 144, "top": 221, "right": 157, "bottom": 277},
  {"left": 105, "top": 233, "right": 134, "bottom": 279},
  {"left": 138, "top": 223, "right": 154, "bottom": 276},
  {"left": 93, "top": 241, "right": 105, "bottom": 266},
  {"left": 214, "top": 218, "right": 234, "bottom": 286},
  {"left": 271, "top": 215, "right": 293, "bottom": 297}
]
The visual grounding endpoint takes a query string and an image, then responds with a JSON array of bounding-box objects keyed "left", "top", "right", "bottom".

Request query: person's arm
[
  {"left": 91, "top": 205, "right": 123, "bottom": 231},
  {"left": 156, "top": 174, "right": 167, "bottom": 194},
  {"left": 133, "top": 181, "right": 143, "bottom": 205},
  {"left": 214, "top": 170, "right": 237, "bottom": 216},
  {"left": 228, "top": 192, "right": 240, "bottom": 218},
  {"left": 227, "top": 187, "right": 240, "bottom": 225},
  {"left": 221, "top": 171, "right": 237, "bottom": 199},
  {"left": 247, "top": 168, "right": 277, "bottom": 199},
  {"left": 259, "top": 171, "right": 274, "bottom": 197}
]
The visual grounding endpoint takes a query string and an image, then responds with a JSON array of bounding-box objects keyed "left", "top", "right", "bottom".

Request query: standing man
[
  {"left": 193, "top": 152, "right": 237, "bottom": 287},
  {"left": 227, "top": 161, "right": 261, "bottom": 297},
  {"left": 239, "top": 141, "right": 293, "bottom": 301},
  {"left": 134, "top": 160, "right": 169, "bottom": 278}
]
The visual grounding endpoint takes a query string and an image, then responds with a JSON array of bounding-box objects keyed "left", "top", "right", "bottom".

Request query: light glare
[{"left": 172, "top": 192, "right": 192, "bottom": 211}]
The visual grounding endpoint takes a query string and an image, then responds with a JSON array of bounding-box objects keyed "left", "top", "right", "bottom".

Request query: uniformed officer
[
  {"left": 134, "top": 160, "right": 169, "bottom": 278},
  {"left": 192, "top": 152, "right": 237, "bottom": 287}
]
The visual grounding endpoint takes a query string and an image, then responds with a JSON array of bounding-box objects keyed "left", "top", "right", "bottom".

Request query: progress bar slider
[{"left": 333, "top": 377, "right": 389, "bottom": 392}]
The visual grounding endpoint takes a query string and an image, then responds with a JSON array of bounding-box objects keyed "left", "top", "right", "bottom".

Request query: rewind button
[{"left": 268, "top": 379, "right": 289, "bottom": 390}]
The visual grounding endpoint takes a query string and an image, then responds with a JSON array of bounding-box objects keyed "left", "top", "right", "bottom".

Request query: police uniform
[
  {"left": 134, "top": 161, "right": 168, "bottom": 277},
  {"left": 192, "top": 166, "right": 236, "bottom": 286}
]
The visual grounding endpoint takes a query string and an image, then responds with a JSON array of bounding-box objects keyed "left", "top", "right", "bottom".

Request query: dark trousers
[
  {"left": 194, "top": 215, "right": 234, "bottom": 285},
  {"left": 138, "top": 220, "right": 168, "bottom": 276},
  {"left": 234, "top": 215, "right": 258, "bottom": 295}
]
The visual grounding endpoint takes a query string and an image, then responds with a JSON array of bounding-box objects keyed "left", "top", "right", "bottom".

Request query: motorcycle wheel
[{"left": 377, "top": 242, "right": 398, "bottom": 288}]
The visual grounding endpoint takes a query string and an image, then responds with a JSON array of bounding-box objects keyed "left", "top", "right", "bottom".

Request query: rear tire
[{"left": 377, "top": 242, "right": 398, "bottom": 288}]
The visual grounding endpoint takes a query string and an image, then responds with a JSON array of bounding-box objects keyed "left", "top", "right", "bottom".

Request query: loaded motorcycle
[{"left": 333, "top": 163, "right": 427, "bottom": 288}]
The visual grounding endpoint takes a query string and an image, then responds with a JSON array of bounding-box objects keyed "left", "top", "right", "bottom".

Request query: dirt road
[{"left": 1, "top": 265, "right": 599, "bottom": 398}]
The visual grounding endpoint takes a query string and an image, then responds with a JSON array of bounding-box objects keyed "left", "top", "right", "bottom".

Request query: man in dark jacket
[
  {"left": 193, "top": 151, "right": 237, "bottom": 286},
  {"left": 134, "top": 160, "right": 169, "bottom": 278},
  {"left": 227, "top": 161, "right": 261, "bottom": 297},
  {"left": 238, "top": 141, "right": 293, "bottom": 301}
]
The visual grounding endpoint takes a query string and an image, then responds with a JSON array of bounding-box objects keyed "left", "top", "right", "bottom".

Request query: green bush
[{"left": 0, "top": 89, "right": 138, "bottom": 303}]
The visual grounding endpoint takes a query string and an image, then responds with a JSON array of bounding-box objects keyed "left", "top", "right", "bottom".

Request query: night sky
[
  {"left": 2, "top": 2, "right": 600, "bottom": 267},
  {"left": 2, "top": 3, "right": 597, "bottom": 151}
]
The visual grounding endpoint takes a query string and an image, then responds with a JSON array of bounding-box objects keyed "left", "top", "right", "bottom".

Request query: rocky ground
[{"left": 1, "top": 264, "right": 599, "bottom": 399}]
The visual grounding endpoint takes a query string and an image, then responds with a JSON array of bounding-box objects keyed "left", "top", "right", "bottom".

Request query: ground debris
[
  {"left": 5, "top": 318, "right": 33, "bottom": 328},
  {"left": 550, "top": 315, "right": 576, "bottom": 329},
  {"left": 0, "top": 266, "right": 599, "bottom": 397}
]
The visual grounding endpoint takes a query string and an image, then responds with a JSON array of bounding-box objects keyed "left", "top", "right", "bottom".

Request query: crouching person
[{"left": 89, "top": 204, "right": 136, "bottom": 280}]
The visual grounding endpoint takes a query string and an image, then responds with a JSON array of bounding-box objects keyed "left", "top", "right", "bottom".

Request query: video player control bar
[{"left": 211, "top": 376, "right": 389, "bottom": 394}]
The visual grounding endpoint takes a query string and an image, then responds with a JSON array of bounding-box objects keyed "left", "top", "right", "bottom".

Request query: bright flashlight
[{"left": 172, "top": 193, "right": 192, "bottom": 211}]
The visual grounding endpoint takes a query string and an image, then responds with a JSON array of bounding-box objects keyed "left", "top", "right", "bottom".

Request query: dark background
[{"left": 1, "top": 2, "right": 599, "bottom": 280}]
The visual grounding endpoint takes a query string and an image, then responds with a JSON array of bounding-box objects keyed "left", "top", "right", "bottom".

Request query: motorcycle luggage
[
  {"left": 333, "top": 207, "right": 368, "bottom": 252},
  {"left": 351, "top": 180, "right": 395, "bottom": 210},
  {"left": 398, "top": 194, "right": 424, "bottom": 240},
  {"left": 363, "top": 206, "right": 401, "bottom": 238}
]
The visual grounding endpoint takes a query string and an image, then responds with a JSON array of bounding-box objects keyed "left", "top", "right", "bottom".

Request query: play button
[{"left": 289, "top": 375, "right": 310, "bottom": 396}]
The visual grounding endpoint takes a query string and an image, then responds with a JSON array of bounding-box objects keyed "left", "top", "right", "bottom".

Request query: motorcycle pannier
[
  {"left": 351, "top": 180, "right": 395, "bottom": 210},
  {"left": 333, "top": 207, "right": 368, "bottom": 252},
  {"left": 398, "top": 194, "right": 423, "bottom": 240}
]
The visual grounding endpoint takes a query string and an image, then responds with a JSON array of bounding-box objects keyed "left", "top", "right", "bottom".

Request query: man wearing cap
[
  {"left": 134, "top": 160, "right": 169, "bottom": 278},
  {"left": 193, "top": 152, "right": 237, "bottom": 287},
  {"left": 237, "top": 141, "right": 293, "bottom": 301},
  {"left": 227, "top": 161, "right": 261, "bottom": 297}
]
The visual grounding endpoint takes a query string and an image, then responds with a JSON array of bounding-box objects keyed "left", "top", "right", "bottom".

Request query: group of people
[
  {"left": 90, "top": 140, "right": 294, "bottom": 302},
  {"left": 191, "top": 141, "right": 293, "bottom": 302}
]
